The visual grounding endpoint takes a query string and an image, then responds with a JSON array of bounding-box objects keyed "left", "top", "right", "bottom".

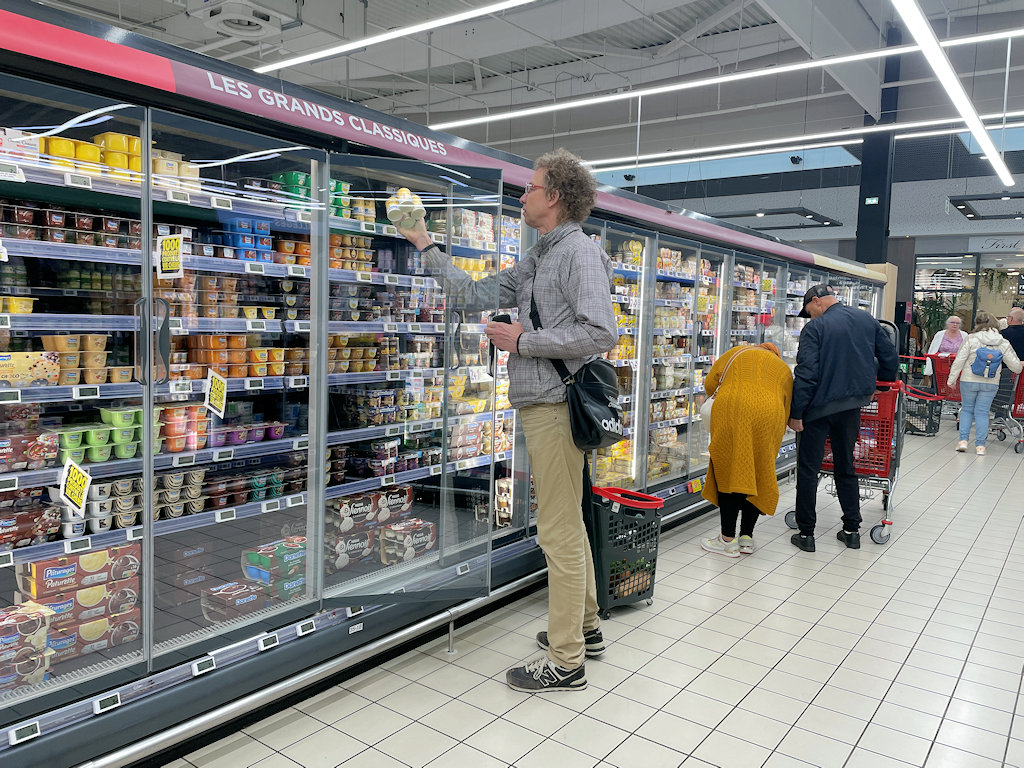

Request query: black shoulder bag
[{"left": 530, "top": 293, "right": 626, "bottom": 451}]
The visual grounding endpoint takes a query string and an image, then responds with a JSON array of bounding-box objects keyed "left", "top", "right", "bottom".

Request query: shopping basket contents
[
  {"left": 786, "top": 380, "right": 905, "bottom": 545},
  {"left": 585, "top": 486, "right": 664, "bottom": 619}
]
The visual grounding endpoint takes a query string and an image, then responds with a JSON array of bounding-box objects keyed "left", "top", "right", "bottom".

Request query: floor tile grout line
[
  {"left": 1000, "top": 659, "right": 1024, "bottom": 767},
  {"left": 846, "top": 436, "right": 1022, "bottom": 768}
]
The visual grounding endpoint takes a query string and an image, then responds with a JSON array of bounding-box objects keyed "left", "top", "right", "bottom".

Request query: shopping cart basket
[
  {"left": 992, "top": 372, "right": 1024, "bottom": 454},
  {"left": 927, "top": 353, "right": 962, "bottom": 416},
  {"left": 786, "top": 381, "right": 905, "bottom": 545},
  {"left": 585, "top": 487, "right": 664, "bottom": 619},
  {"left": 904, "top": 383, "right": 943, "bottom": 436}
]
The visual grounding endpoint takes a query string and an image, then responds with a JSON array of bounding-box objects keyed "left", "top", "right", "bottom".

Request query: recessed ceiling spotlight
[
  {"left": 805, "top": 214, "right": 814, "bottom": 219},
  {"left": 756, "top": 212, "right": 765, "bottom": 217},
  {"left": 1002, "top": 195, "right": 1012, "bottom": 200},
  {"left": 966, "top": 213, "right": 976, "bottom": 217},
  {"left": 956, "top": 204, "right": 966, "bottom": 209},
  {"left": 823, "top": 221, "right": 831, "bottom": 225}
]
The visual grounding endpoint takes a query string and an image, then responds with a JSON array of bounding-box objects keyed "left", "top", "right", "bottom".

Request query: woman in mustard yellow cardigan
[{"left": 700, "top": 343, "right": 793, "bottom": 556}]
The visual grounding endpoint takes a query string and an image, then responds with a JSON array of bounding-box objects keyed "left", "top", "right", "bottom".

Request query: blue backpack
[{"left": 970, "top": 346, "right": 1004, "bottom": 378}]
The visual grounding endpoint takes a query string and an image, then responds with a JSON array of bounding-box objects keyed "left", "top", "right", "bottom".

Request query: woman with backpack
[{"left": 948, "top": 310, "right": 1023, "bottom": 454}]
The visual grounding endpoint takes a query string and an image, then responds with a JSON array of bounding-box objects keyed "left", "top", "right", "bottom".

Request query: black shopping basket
[
  {"left": 904, "top": 385, "right": 943, "bottom": 436},
  {"left": 585, "top": 486, "right": 664, "bottom": 619}
]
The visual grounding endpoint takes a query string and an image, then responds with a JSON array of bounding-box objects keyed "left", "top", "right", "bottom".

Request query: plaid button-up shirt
[{"left": 425, "top": 221, "right": 617, "bottom": 408}]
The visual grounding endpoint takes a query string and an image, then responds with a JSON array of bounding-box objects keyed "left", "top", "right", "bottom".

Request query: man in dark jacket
[{"left": 789, "top": 285, "right": 899, "bottom": 552}]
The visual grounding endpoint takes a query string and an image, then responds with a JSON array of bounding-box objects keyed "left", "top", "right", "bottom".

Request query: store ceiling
[{"left": 32, "top": 0, "right": 1024, "bottom": 165}]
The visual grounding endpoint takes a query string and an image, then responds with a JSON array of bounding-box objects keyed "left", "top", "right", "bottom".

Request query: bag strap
[
  {"left": 530, "top": 290, "right": 575, "bottom": 384},
  {"left": 716, "top": 346, "right": 753, "bottom": 388}
]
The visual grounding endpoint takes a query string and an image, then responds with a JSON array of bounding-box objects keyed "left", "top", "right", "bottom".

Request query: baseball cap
[{"left": 799, "top": 284, "right": 835, "bottom": 318}]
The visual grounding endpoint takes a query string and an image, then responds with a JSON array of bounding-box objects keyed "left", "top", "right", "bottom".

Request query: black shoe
[
  {"left": 791, "top": 533, "right": 816, "bottom": 552},
  {"left": 537, "top": 628, "right": 606, "bottom": 658},
  {"left": 506, "top": 658, "right": 587, "bottom": 692},
  {"left": 837, "top": 530, "right": 861, "bottom": 549}
]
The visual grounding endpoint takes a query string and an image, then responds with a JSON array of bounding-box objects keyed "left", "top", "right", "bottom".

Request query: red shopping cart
[
  {"left": 927, "top": 353, "right": 962, "bottom": 415},
  {"left": 993, "top": 373, "right": 1024, "bottom": 454},
  {"left": 786, "top": 381, "right": 905, "bottom": 545}
]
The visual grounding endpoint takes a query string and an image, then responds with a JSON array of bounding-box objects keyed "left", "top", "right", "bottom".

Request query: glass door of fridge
[
  {"left": 598, "top": 224, "right": 651, "bottom": 491},
  {"left": 728, "top": 254, "right": 763, "bottom": 346},
  {"left": 688, "top": 246, "right": 727, "bottom": 478},
  {"left": 0, "top": 74, "right": 147, "bottom": 721},
  {"left": 145, "top": 109, "right": 326, "bottom": 668},
  {"left": 646, "top": 237, "right": 701, "bottom": 489},
  {"left": 783, "top": 267, "right": 811, "bottom": 364},
  {"left": 856, "top": 281, "right": 876, "bottom": 315},
  {"left": 321, "top": 155, "right": 500, "bottom": 604},
  {"left": 759, "top": 261, "right": 786, "bottom": 349}
]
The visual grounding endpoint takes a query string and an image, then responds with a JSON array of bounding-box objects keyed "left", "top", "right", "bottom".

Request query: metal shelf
[
  {"left": 653, "top": 328, "right": 691, "bottom": 337},
  {"left": 656, "top": 271, "right": 696, "bottom": 284},
  {"left": 654, "top": 298, "right": 690, "bottom": 308},
  {"left": 650, "top": 387, "right": 703, "bottom": 400},
  {"left": 325, "top": 410, "right": 515, "bottom": 447},
  {"left": 651, "top": 355, "right": 691, "bottom": 365},
  {"left": 0, "top": 434, "right": 307, "bottom": 491},
  {"left": 649, "top": 416, "right": 698, "bottom": 430},
  {"left": 323, "top": 450, "right": 512, "bottom": 500}
]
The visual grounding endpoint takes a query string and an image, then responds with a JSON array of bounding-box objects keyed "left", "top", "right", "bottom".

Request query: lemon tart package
[
  {"left": 17, "top": 576, "right": 139, "bottom": 628},
  {"left": 46, "top": 606, "right": 141, "bottom": 664},
  {"left": 16, "top": 542, "right": 142, "bottom": 598}
]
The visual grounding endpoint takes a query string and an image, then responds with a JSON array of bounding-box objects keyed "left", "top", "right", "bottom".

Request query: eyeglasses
[{"left": 523, "top": 182, "right": 545, "bottom": 195}]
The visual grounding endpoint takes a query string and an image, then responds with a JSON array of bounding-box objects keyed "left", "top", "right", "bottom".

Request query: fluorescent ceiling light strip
[
  {"left": 254, "top": 0, "right": 538, "bottom": 73},
  {"left": 896, "top": 119, "right": 1024, "bottom": 140},
  {"left": 11, "top": 104, "right": 135, "bottom": 141},
  {"left": 593, "top": 139, "right": 863, "bottom": 173},
  {"left": 587, "top": 109, "right": 1024, "bottom": 168},
  {"left": 430, "top": 46, "right": 918, "bottom": 131},
  {"left": 430, "top": 25, "right": 1024, "bottom": 132},
  {"left": 891, "top": 0, "right": 1014, "bottom": 186}
]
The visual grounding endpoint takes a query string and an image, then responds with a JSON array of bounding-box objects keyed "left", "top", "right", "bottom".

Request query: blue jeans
[{"left": 960, "top": 381, "right": 999, "bottom": 445}]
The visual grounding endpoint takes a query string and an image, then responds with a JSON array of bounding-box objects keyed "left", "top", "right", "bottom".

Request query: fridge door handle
[
  {"left": 133, "top": 297, "right": 149, "bottom": 386},
  {"left": 154, "top": 297, "right": 171, "bottom": 385}
]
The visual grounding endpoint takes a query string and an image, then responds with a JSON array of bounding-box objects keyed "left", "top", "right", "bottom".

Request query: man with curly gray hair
[{"left": 398, "top": 148, "right": 617, "bottom": 693}]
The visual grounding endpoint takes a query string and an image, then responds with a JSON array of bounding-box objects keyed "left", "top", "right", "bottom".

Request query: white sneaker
[
  {"left": 957, "top": 441, "right": 968, "bottom": 452},
  {"left": 738, "top": 535, "right": 755, "bottom": 554},
  {"left": 701, "top": 535, "right": 740, "bottom": 558},
  {"left": 976, "top": 445, "right": 986, "bottom": 455}
]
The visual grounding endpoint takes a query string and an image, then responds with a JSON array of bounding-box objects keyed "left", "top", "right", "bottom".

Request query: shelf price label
[
  {"left": 210, "top": 196, "right": 233, "bottom": 210},
  {"left": 360, "top": 222, "right": 376, "bottom": 234},
  {"left": 156, "top": 234, "right": 184, "bottom": 279},
  {"left": 287, "top": 265, "right": 308, "bottom": 279},
  {"left": 59, "top": 459, "right": 91, "bottom": 517},
  {"left": 0, "top": 162, "right": 25, "bottom": 184},
  {"left": 205, "top": 370, "right": 228, "bottom": 420}
]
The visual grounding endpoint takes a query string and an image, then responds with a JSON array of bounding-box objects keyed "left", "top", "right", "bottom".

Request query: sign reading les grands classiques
[{"left": 196, "top": 72, "right": 450, "bottom": 158}]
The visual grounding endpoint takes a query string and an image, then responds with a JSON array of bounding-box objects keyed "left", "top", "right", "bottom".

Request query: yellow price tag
[
  {"left": 697, "top": 296, "right": 709, "bottom": 313},
  {"left": 60, "top": 459, "right": 91, "bottom": 515},
  {"left": 691, "top": 478, "right": 703, "bottom": 492},
  {"left": 157, "top": 234, "right": 184, "bottom": 279},
  {"left": 205, "top": 370, "right": 228, "bottom": 419},
  {"left": 761, "top": 278, "right": 774, "bottom": 293}
]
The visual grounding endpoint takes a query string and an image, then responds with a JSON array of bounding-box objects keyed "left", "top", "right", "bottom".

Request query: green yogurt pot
[
  {"left": 109, "top": 427, "right": 136, "bottom": 445},
  {"left": 86, "top": 444, "right": 112, "bottom": 462},
  {"left": 113, "top": 442, "right": 138, "bottom": 459},
  {"left": 84, "top": 425, "right": 112, "bottom": 446},
  {"left": 59, "top": 428, "right": 85, "bottom": 449},
  {"left": 59, "top": 447, "right": 87, "bottom": 464}
]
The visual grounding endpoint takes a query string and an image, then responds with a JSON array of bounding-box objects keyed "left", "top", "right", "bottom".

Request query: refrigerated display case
[{"left": 0, "top": 5, "right": 888, "bottom": 763}]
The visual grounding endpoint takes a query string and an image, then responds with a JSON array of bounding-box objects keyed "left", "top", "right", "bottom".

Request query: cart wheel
[
  {"left": 785, "top": 511, "right": 798, "bottom": 529},
  {"left": 646, "top": 599, "right": 654, "bottom": 606},
  {"left": 1016, "top": 442, "right": 1024, "bottom": 454},
  {"left": 600, "top": 610, "right": 611, "bottom": 620},
  {"left": 998, "top": 430, "right": 1007, "bottom": 441},
  {"left": 870, "top": 524, "right": 890, "bottom": 545}
]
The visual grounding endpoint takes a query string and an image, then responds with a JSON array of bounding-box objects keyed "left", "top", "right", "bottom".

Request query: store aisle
[{"left": 167, "top": 421, "right": 1024, "bottom": 768}]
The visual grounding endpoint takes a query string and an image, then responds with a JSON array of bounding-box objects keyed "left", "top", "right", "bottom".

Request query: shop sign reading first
[{"left": 202, "top": 73, "right": 450, "bottom": 158}]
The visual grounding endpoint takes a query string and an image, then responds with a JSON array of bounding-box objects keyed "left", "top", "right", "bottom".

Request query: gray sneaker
[
  {"left": 506, "top": 657, "right": 587, "bottom": 692},
  {"left": 536, "top": 628, "right": 605, "bottom": 657}
]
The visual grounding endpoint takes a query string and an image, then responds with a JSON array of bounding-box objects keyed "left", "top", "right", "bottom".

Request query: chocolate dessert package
[
  {"left": 379, "top": 518, "right": 436, "bottom": 565},
  {"left": 47, "top": 607, "right": 142, "bottom": 664},
  {"left": 17, "top": 542, "right": 142, "bottom": 598},
  {"left": 19, "top": 576, "right": 139, "bottom": 628}
]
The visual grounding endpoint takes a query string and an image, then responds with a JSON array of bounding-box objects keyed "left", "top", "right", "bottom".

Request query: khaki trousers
[{"left": 519, "top": 402, "right": 600, "bottom": 669}]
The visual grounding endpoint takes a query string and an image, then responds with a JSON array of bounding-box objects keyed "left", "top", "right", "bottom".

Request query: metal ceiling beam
[
  {"left": 277, "top": 0, "right": 708, "bottom": 82},
  {"left": 655, "top": 0, "right": 747, "bottom": 60},
  {"left": 754, "top": 0, "right": 885, "bottom": 119},
  {"left": 349, "top": 23, "right": 789, "bottom": 112}
]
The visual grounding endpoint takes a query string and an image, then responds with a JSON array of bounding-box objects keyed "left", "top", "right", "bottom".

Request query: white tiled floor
[{"left": 169, "top": 421, "right": 1024, "bottom": 768}]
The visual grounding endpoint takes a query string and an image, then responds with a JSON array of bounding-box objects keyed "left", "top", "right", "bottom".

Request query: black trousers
[
  {"left": 718, "top": 492, "right": 761, "bottom": 538},
  {"left": 795, "top": 407, "right": 862, "bottom": 536}
]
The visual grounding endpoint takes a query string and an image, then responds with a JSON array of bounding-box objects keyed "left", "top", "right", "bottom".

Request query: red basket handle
[
  {"left": 875, "top": 380, "right": 904, "bottom": 391},
  {"left": 593, "top": 486, "right": 665, "bottom": 510}
]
